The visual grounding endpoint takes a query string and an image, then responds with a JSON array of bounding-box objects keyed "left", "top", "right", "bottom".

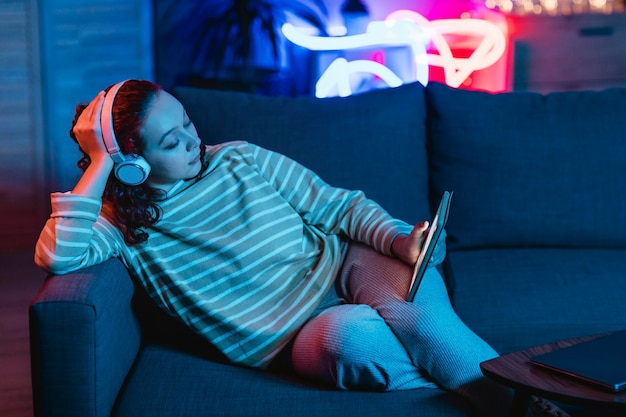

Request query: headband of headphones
[
  {"left": 101, "top": 80, "right": 130, "bottom": 164},
  {"left": 99, "top": 80, "right": 151, "bottom": 186}
]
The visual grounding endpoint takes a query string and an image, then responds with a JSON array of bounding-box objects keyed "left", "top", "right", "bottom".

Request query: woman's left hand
[{"left": 391, "top": 221, "right": 429, "bottom": 265}]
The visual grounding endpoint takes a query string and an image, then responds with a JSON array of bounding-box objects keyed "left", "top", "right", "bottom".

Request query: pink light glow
[
  {"left": 372, "top": 50, "right": 385, "bottom": 65},
  {"left": 371, "top": 50, "right": 384, "bottom": 80}
]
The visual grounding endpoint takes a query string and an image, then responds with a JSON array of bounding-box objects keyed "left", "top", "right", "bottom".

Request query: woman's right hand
[
  {"left": 71, "top": 91, "right": 116, "bottom": 197},
  {"left": 72, "top": 91, "right": 113, "bottom": 164}
]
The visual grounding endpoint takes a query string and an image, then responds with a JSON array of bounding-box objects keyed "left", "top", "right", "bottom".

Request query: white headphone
[{"left": 100, "top": 80, "right": 152, "bottom": 186}]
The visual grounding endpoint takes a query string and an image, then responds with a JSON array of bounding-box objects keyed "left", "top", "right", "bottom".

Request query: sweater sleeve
[
  {"left": 246, "top": 143, "right": 413, "bottom": 255},
  {"left": 34, "top": 192, "right": 125, "bottom": 274}
]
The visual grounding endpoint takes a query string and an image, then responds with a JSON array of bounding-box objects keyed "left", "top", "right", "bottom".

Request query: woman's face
[{"left": 140, "top": 91, "right": 203, "bottom": 192}]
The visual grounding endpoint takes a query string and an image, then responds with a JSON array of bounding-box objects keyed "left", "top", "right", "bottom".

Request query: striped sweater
[{"left": 35, "top": 141, "right": 413, "bottom": 367}]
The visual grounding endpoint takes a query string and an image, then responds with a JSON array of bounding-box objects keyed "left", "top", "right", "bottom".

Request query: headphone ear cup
[
  {"left": 100, "top": 81, "right": 152, "bottom": 186},
  {"left": 114, "top": 154, "right": 151, "bottom": 186}
]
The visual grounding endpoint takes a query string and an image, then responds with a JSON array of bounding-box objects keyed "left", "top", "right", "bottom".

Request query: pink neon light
[
  {"left": 384, "top": 10, "right": 507, "bottom": 89},
  {"left": 371, "top": 50, "right": 384, "bottom": 80},
  {"left": 372, "top": 50, "right": 384, "bottom": 65}
]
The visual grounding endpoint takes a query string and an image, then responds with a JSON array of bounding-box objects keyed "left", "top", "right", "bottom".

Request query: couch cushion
[
  {"left": 445, "top": 248, "right": 626, "bottom": 355},
  {"left": 426, "top": 82, "right": 626, "bottom": 250},
  {"left": 175, "top": 82, "right": 431, "bottom": 224},
  {"left": 113, "top": 343, "right": 471, "bottom": 417}
]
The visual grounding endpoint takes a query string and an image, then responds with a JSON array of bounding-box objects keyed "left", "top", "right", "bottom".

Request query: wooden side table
[{"left": 480, "top": 334, "right": 626, "bottom": 417}]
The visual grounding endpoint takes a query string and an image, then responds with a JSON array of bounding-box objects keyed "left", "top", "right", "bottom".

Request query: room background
[{"left": 1, "top": 0, "right": 625, "bottom": 251}]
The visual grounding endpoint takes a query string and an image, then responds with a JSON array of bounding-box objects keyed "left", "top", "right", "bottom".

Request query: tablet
[{"left": 407, "top": 191, "right": 452, "bottom": 302}]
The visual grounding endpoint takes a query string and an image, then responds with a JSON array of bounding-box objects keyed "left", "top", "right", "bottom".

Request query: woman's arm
[
  {"left": 35, "top": 91, "right": 123, "bottom": 274},
  {"left": 246, "top": 143, "right": 425, "bottom": 261},
  {"left": 34, "top": 193, "right": 125, "bottom": 274}
]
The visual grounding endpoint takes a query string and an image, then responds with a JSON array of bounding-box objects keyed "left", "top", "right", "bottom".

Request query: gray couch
[{"left": 30, "top": 81, "right": 626, "bottom": 416}]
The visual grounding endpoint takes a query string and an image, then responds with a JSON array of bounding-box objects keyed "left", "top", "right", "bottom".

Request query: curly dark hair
[{"left": 70, "top": 79, "right": 192, "bottom": 245}]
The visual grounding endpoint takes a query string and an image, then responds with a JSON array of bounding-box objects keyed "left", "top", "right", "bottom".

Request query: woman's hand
[
  {"left": 71, "top": 91, "right": 115, "bottom": 197},
  {"left": 72, "top": 91, "right": 113, "bottom": 165},
  {"left": 391, "top": 221, "right": 430, "bottom": 265}
]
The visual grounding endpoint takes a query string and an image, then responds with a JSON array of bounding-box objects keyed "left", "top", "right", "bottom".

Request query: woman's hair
[{"left": 70, "top": 79, "right": 166, "bottom": 245}]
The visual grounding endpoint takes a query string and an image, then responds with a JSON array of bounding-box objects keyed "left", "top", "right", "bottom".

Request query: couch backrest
[
  {"left": 174, "top": 81, "right": 626, "bottom": 250},
  {"left": 174, "top": 82, "right": 432, "bottom": 225},
  {"left": 426, "top": 82, "right": 626, "bottom": 250}
]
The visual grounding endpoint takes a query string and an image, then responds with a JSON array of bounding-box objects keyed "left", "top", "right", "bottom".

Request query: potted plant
[{"left": 158, "top": 0, "right": 328, "bottom": 95}]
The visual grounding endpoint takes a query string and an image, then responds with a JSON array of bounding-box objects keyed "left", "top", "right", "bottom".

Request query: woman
[{"left": 35, "top": 79, "right": 566, "bottom": 417}]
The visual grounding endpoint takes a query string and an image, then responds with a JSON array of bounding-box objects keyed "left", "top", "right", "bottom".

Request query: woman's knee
[{"left": 292, "top": 304, "right": 411, "bottom": 391}]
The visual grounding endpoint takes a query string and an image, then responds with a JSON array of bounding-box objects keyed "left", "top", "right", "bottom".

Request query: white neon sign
[
  {"left": 282, "top": 10, "right": 507, "bottom": 97},
  {"left": 315, "top": 57, "right": 404, "bottom": 98}
]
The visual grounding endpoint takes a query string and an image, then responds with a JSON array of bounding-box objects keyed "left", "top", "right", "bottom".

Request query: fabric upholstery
[
  {"left": 445, "top": 248, "right": 626, "bottom": 355},
  {"left": 29, "top": 258, "right": 141, "bottom": 417},
  {"left": 113, "top": 343, "right": 471, "bottom": 417},
  {"left": 175, "top": 81, "right": 431, "bottom": 225},
  {"left": 426, "top": 82, "right": 626, "bottom": 250}
]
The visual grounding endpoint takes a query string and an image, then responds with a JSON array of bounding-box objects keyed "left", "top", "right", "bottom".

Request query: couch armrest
[{"left": 29, "top": 258, "right": 141, "bottom": 417}]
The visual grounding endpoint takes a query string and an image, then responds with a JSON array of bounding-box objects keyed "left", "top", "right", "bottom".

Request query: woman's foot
[{"left": 528, "top": 396, "right": 571, "bottom": 417}]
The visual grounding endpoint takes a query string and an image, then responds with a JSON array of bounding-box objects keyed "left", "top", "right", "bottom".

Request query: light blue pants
[{"left": 290, "top": 243, "right": 510, "bottom": 415}]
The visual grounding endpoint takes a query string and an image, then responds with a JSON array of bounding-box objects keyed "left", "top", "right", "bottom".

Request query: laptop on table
[{"left": 530, "top": 330, "right": 626, "bottom": 392}]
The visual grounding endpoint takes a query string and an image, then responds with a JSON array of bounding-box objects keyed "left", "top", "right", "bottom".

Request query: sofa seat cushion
[
  {"left": 426, "top": 82, "right": 626, "bottom": 250},
  {"left": 113, "top": 343, "right": 471, "bottom": 417},
  {"left": 175, "top": 82, "right": 431, "bottom": 225},
  {"left": 445, "top": 248, "right": 626, "bottom": 355}
]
